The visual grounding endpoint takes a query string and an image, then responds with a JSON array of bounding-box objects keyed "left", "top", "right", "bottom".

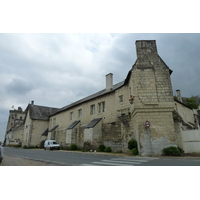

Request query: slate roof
[
  {"left": 49, "top": 125, "right": 59, "bottom": 132},
  {"left": 42, "top": 128, "right": 49, "bottom": 136},
  {"left": 52, "top": 80, "right": 125, "bottom": 116},
  {"left": 67, "top": 121, "right": 80, "bottom": 130},
  {"left": 28, "top": 104, "right": 59, "bottom": 121},
  {"left": 85, "top": 118, "right": 102, "bottom": 129}
]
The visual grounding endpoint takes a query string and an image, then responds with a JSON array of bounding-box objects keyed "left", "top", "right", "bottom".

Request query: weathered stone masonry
[
  {"left": 6, "top": 40, "right": 199, "bottom": 156},
  {"left": 47, "top": 40, "right": 177, "bottom": 156}
]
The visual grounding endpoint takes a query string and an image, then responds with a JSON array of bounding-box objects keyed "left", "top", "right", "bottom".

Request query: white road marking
[
  {"left": 92, "top": 162, "right": 134, "bottom": 166},
  {"left": 101, "top": 160, "right": 141, "bottom": 164},
  {"left": 111, "top": 158, "right": 148, "bottom": 162}
]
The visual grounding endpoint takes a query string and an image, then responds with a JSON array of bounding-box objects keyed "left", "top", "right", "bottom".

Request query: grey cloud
[{"left": 5, "top": 78, "right": 34, "bottom": 95}]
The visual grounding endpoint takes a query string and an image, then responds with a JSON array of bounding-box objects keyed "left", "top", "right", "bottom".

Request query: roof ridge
[{"left": 51, "top": 80, "right": 125, "bottom": 116}]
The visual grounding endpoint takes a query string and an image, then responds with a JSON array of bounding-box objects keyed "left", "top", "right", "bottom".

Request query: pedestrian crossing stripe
[
  {"left": 102, "top": 160, "right": 141, "bottom": 164},
  {"left": 111, "top": 158, "right": 148, "bottom": 162},
  {"left": 80, "top": 157, "right": 159, "bottom": 166},
  {"left": 92, "top": 162, "right": 134, "bottom": 166}
]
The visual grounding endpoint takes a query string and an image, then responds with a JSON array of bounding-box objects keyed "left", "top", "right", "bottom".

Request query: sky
[{"left": 1, "top": 33, "right": 200, "bottom": 142}]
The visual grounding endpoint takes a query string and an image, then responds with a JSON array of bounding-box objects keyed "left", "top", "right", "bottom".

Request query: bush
[
  {"left": 131, "top": 148, "right": 138, "bottom": 155},
  {"left": 98, "top": 144, "right": 106, "bottom": 152},
  {"left": 70, "top": 144, "right": 78, "bottom": 151},
  {"left": 162, "top": 146, "right": 181, "bottom": 156},
  {"left": 128, "top": 139, "right": 137, "bottom": 150},
  {"left": 178, "top": 147, "right": 184, "bottom": 154},
  {"left": 104, "top": 147, "right": 112, "bottom": 153},
  {"left": 83, "top": 141, "right": 93, "bottom": 151},
  {"left": 23, "top": 145, "right": 29, "bottom": 149}
]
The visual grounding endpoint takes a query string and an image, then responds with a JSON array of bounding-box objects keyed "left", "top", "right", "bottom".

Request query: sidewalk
[{"left": 0, "top": 155, "right": 56, "bottom": 166}]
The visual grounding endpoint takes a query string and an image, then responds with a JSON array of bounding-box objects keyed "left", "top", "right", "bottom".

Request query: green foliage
[
  {"left": 131, "top": 148, "right": 138, "bottom": 155},
  {"left": 104, "top": 147, "right": 112, "bottom": 152},
  {"left": 70, "top": 144, "right": 78, "bottom": 151},
  {"left": 178, "top": 147, "right": 184, "bottom": 154},
  {"left": 162, "top": 146, "right": 181, "bottom": 156},
  {"left": 185, "top": 96, "right": 199, "bottom": 109},
  {"left": 98, "top": 144, "right": 106, "bottom": 152},
  {"left": 83, "top": 141, "right": 93, "bottom": 151},
  {"left": 23, "top": 145, "right": 29, "bottom": 149},
  {"left": 128, "top": 139, "right": 137, "bottom": 150}
]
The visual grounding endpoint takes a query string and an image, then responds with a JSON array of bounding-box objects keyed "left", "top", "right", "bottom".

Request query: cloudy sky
[{"left": 0, "top": 33, "right": 200, "bottom": 141}]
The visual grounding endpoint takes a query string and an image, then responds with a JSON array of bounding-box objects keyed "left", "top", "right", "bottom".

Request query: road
[{"left": 2, "top": 147, "right": 200, "bottom": 166}]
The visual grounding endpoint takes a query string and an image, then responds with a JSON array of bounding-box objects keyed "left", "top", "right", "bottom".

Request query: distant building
[
  {"left": 22, "top": 101, "right": 59, "bottom": 147},
  {"left": 4, "top": 107, "right": 26, "bottom": 145}
]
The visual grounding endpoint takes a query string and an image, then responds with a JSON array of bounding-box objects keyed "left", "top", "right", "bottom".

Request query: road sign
[{"left": 145, "top": 121, "right": 150, "bottom": 128}]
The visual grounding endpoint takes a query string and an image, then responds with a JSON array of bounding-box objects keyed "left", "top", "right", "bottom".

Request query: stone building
[
  {"left": 4, "top": 106, "right": 26, "bottom": 145},
  {"left": 47, "top": 40, "right": 189, "bottom": 156},
  {"left": 22, "top": 101, "right": 59, "bottom": 147},
  {"left": 4, "top": 40, "right": 200, "bottom": 155}
]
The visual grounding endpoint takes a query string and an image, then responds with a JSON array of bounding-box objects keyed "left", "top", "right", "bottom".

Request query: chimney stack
[
  {"left": 176, "top": 89, "right": 183, "bottom": 103},
  {"left": 31, "top": 100, "right": 34, "bottom": 105},
  {"left": 136, "top": 40, "right": 158, "bottom": 57},
  {"left": 106, "top": 73, "right": 113, "bottom": 91}
]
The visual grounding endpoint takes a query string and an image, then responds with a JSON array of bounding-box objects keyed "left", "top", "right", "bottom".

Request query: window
[
  {"left": 119, "top": 95, "right": 124, "bottom": 102},
  {"left": 98, "top": 101, "right": 105, "bottom": 113},
  {"left": 90, "top": 104, "right": 95, "bottom": 115},
  {"left": 78, "top": 109, "right": 82, "bottom": 118},
  {"left": 70, "top": 112, "right": 73, "bottom": 120},
  {"left": 53, "top": 118, "right": 56, "bottom": 126}
]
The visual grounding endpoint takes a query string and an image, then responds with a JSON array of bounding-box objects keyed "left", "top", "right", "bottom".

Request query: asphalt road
[{"left": 3, "top": 147, "right": 200, "bottom": 166}]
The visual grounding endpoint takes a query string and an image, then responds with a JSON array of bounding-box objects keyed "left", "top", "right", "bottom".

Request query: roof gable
[{"left": 29, "top": 104, "right": 59, "bottom": 120}]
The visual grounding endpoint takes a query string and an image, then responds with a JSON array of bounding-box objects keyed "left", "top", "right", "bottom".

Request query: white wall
[{"left": 182, "top": 129, "right": 200, "bottom": 153}]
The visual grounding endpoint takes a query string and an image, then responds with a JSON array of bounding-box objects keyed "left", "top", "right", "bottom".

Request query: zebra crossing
[{"left": 80, "top": 157, "right": 159, "bottom": 166}]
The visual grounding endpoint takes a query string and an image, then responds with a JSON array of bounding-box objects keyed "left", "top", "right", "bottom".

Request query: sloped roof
[
  {"left": 42, "top": 128, "right": 49, "bottom": 136},
  {"left": 49, "top": 125, "right": 59, "bottom": 132},
  {"left": 29, "top": 104, "right": 59, "bottom": 121},
  {"left": 52, "top": 80, "right": 125, "bottom": 116},
  {"left": 85, "top": 118, "right": 102, "bottom": 129},
  {"left": 67, "top": 120, "right": 80, "bottom": 130}
]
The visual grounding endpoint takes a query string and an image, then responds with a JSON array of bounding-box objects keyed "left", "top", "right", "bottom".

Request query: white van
[{"left": 44, "top": 140, "right": 60, "bottom": 150}]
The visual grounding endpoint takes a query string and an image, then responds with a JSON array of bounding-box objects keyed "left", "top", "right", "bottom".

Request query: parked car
[{"left": 44, "top": 140, "right": 60, "bottom": 150}]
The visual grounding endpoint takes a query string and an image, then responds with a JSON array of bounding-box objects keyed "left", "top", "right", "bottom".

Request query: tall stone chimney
[
  {"left": 106, "top": 73, "right": 113, "bottom": 91},
  {"left": 31, "top": 100, "right": 34, "bottom": 105},
  {"left": 176, "top": 89, "right": 183, "bottom": 102},
  {"left": 136, "top": 40, "right": 158, "bottom": 57}
]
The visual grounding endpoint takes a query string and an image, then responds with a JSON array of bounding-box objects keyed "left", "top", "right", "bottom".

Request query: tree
[{"left": 185, "top": 96, "right": 199, "bottom": 109}]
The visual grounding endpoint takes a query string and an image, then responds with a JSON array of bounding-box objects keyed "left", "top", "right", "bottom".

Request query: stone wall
[
  {"left": 45, "top": 40, "right": 194, "bottom": 155},
  {"left": 130, "top": 40, "right": 177, "bottom": 156}
]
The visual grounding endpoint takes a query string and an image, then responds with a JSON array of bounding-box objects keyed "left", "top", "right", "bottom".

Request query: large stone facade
[
  {"left": 4, "top": 40, "right": 200, "bottom": 156},
  {"left": 48, "top": 40, "right": 179, "bottom": 155}
]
